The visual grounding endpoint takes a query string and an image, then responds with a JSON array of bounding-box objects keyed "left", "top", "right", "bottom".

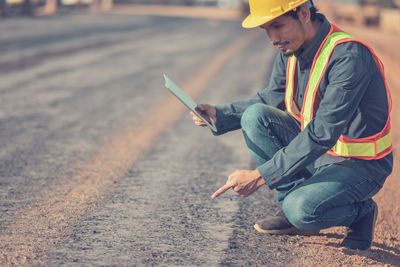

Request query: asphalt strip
[
  {"left": 0, "top": 30, "right": 259, "bottom": 265},
  {"left": 110, "top": 4, "right": 242, "bottom": 21}
]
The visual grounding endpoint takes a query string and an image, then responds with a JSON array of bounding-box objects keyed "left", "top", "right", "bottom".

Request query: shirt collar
[{"left": 294, "top": 14, "right": 331, "bottom": 64}]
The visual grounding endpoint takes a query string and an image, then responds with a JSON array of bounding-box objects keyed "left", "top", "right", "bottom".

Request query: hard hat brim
[{"left": 242, "top": 13, "right": 275, "bottom": 29}]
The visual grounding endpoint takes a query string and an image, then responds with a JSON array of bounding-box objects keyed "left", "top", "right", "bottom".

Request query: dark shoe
[
  {"left": 340, "top": 201, "right": 378, "bottom": 250},
  {"left": 254, "top": 210, "right": 319, "bottom": 235}
]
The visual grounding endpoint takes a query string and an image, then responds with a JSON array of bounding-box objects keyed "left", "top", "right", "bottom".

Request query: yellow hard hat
[{"left": 242, "top": 0, "right": 311, "bottom": 28}]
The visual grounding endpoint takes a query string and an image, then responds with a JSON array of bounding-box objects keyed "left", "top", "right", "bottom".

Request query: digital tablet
[{"left": 163, "top": 74, "right": 217, "bottom": 132}]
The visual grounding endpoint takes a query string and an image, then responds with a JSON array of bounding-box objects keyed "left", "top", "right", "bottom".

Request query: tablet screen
[{"left": 164, "top": 74, "right": 217, "bottom": 132}]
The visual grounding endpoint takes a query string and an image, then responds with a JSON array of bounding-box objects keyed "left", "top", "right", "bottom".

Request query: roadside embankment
[{"left": 318, "top": 1, "right": 400, "bottom": 33}]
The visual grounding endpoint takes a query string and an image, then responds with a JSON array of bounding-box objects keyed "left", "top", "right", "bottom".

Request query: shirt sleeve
[
  {"left": 258, "top": 50, "right": 373, "bottom": 189},
  {"left": 213, "top": 52, "right": 287, "bottom": 135}
]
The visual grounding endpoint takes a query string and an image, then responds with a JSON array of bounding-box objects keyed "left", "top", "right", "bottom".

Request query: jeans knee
[
  {"left": 240, "top": 103, "right": 268, "bottom": 132},
  {"left": 282, "top": 192, "right": 318, "bottom": 230}
]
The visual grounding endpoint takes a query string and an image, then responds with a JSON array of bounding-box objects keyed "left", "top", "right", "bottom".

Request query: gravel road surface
[
  {"left": 1, "top": 7, "right": 399, "bottom": 266},
  {"left": 0, "top": 11, "right": 291, "bottom": 265}
]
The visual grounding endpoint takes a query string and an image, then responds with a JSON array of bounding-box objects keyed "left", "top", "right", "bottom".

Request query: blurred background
[
  {"left": 1, "top": 0, "right": 400, "bottom": 266},
  {"left": 1, "top": 0, "right": 400, "bottom": 30}
]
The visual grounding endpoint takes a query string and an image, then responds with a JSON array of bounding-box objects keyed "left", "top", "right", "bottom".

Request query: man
[{"left": 191, "top": 0, "right": 393, "bottom": 250}]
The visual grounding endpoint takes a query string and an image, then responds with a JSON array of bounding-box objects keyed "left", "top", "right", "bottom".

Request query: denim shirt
[{"left": 213, "top": 14, "right": 393, "bottom": 189}]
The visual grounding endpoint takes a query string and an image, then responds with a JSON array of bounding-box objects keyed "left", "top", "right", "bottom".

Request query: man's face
[{"left": 260, "top": 14, "right": 307, "bottom": 55}]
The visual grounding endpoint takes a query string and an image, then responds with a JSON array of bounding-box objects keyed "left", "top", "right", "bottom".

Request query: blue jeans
[{"left": 241, "top": 103, "right": 381, "bottom": 230}]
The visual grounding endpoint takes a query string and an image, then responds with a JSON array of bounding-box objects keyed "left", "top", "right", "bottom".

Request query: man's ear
[{"left": 297, "top": 6, "right": 311, "bottom": 24}]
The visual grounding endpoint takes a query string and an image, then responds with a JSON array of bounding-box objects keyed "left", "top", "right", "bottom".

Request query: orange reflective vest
[{"left": 285, "top": 24, "right": 392, "bottom": 160}]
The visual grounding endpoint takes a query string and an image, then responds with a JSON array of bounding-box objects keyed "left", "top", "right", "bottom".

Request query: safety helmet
[{"left": 242, "top": 0, "right": 313, "bottom": 28}]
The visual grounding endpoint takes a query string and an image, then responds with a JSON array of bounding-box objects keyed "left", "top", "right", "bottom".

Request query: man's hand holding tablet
[{"left": 191, "top": 104, "right": 217, "bottom": 129}]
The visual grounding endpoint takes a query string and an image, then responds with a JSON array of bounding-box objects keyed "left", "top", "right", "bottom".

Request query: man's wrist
[{"left": 253, "top": 169, "right": 266, "bottom": 185}]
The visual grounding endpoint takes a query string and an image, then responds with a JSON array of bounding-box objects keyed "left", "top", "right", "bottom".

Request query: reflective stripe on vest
[
  {"left": 285, "top": 24, "right": 392, "bottom": 160},
  {"left": 285, "top": 55, "right": 301, "bottom": 121}
]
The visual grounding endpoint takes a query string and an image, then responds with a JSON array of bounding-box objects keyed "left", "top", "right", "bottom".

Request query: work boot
[
  {"left": 254, "top": 209, "right": 319, "bottom": 235},
  {"left": 340, "top": 200, "right": 378, "bottom": 250}
]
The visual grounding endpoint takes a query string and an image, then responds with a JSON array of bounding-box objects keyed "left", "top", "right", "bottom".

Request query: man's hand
[
  {"left": 211, "top": 169, "right": 265, "bottom": 199},
  {"left": 191, "top": 104, "right": 217, "bottom": 127}
]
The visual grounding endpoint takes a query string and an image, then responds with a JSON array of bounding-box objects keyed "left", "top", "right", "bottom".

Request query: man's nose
[{"left": 266, "top": 29, "right": 280, "bottom": 46}]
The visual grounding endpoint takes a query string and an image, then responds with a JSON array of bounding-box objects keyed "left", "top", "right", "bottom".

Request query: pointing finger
[{"left": 211, "top": 182, "right": 235, "bottom": 199}]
